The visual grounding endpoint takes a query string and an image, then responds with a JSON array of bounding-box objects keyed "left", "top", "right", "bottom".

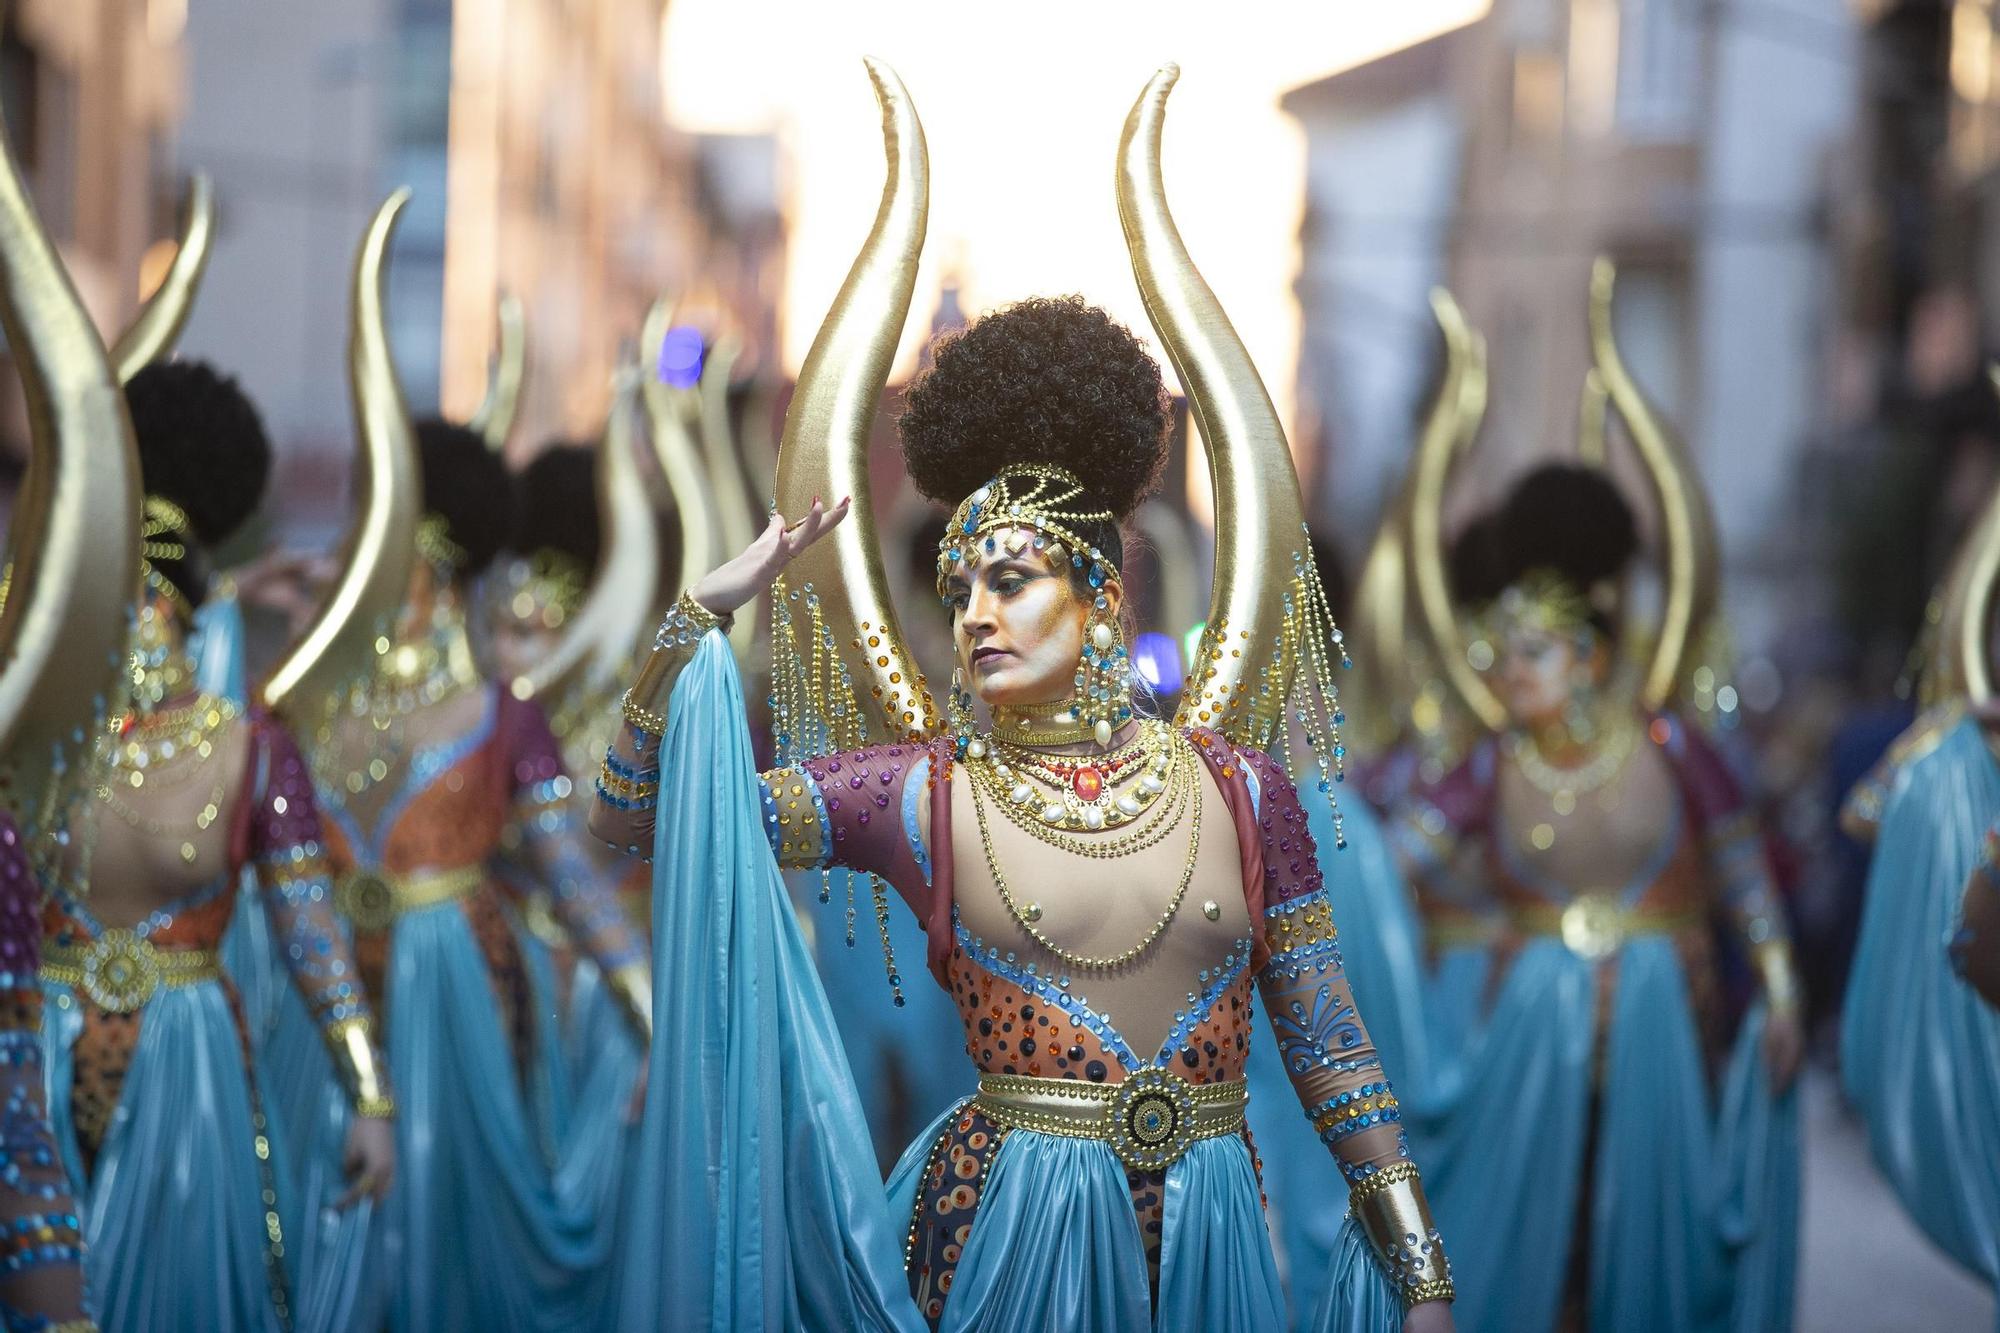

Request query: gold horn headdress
[
  {"left": 110, "top": 174, "right": 216, "bottom": 383},
  {"left": 1407, "top": 289, "right": 1504, "bottom": 733},
  {"left": 1117, "top": 64, "right": 1353, "bottom": 828},
  {"left": 469, "top": 291, "right": 526, "bottom": 453},
  {"left": 769, "top": 57, "right": 936, "bottom": 745},
  {"left": 1928, "top": 364, "right": 2000, "bottom": 707},
  {"left": 259, "top": 191, "right": 421, "bottom": 717},
  {"left": 641, "top": 297, "right": 723, "bottom": 607},
  {"left": 514, "top": 360, "right": 659, "bottom": 707},
  {"left": 1588, "top": 258, "right": 1719, "bottom": 711},
  {"left": 0, "top": 58, "right": 142, "bottom": 841}
]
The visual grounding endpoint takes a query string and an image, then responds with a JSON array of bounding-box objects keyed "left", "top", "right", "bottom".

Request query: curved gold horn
[
  {"left": 641, "top": 297, "right": 722, "bottom": 603},
  {"left": 1935, "top": 364, "right": 2000, "bottom": 705},
  {"left": 515, "top": 362, "right": 658, "bottom": 704},
  {"left": 1118, "top": 64, "right": 1311, "bottom": 744},
  {"left": 110, "top": 174, "right": 216, "bottom": 383},
  {"left": 770, "top": 57, "right": 935, "bottom": 740},
  {"left": 259, "top": 191, "right": 421, "bottom": 716},
  {"left": 1588, "top": 257, "right": 1719, "bottom": 710},
  {"left": 469, "top": 290, "right": 526, "bottom": 452},
  {"left": 0, "top": 66, "right": 142, "bottom": 824},
  {"left": 1408, "top": 288, "right": 1505, "bottom": 732},
  {"left": 1576, "top": 367, "right": 1609, "bottom": 467},
  {"left": 1346, "top": 485, "right": 1414, "bottom": 755},
  {"left": 697, "top": 332, "right": 759, "bottom": 656}
]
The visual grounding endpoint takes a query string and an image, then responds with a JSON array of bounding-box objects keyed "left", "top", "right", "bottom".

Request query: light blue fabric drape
[
  {"left": 44, "top": 978, "right": 296, "bottom": 1333},
  {"left": 1411, "top": 935, "right": 1798, "bottom": 1333},
  {"left": 616, "top": 633, "right": 923, "bottom": 1332},
  {"left": 1840, "top": 717, "right": 2000, "bottom": 1299}
]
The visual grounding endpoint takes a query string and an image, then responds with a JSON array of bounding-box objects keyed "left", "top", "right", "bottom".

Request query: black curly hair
[
  {"left": 899, "top": 296, "right": 1171, "bottom": 593},
  {"left": 124, "top": 360, "right": 273, "bottom": 610},
  {"left": 416, "top": 418, "right": 515, "bottom": 579},
  {"left": 510, "top": 443, "right": 599, "bottom": 570},
  {"left": 1446, "top": 511, "right": 1509, "bottom": 608},
  {"left": 1490, "top": 463, "right": 1638, "bottom": 638}
]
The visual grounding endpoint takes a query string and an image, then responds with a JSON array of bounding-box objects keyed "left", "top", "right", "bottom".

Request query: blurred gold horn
[
  {"left": 1588, "top": 257, "right": 1719, "bottom": 710},
  {"left": 469, "top": 291, "right": 526, "bottom": 452},
  {"left": 515, "top": 361, "right": 658, "bottom": 704},
  {"left": 1118, "top": 63, "right": 1310, "bottom": 746},
  {"left": 110, "top": 173, "right": 217, "bottom": 383},
  {"left": 697, "top": 332, "right": 758, "bottom": 656},
  {"left": 259, "top": 191, "right": 422, "bottom": 716},
  {"left": 770, "top": 56, "right": 934, "bottom": 739},
  {"left": 1934, "top": 365, "right": 2000, "bottom": 706},
  {"left": 641, "top": 297, "right": 722, "bottom": 603},
  {"left": 1408, "top": 288, "right": 1505, "bottom": 732},
  {"left": 0, "top": 53, "right": 142, "bottom": 828},
  {"left": 1576, "top": 367, "right": 1609, "bottom": 467},
  {"left": 1346, "top": 482, "right": 1413, "bottom": 755}
]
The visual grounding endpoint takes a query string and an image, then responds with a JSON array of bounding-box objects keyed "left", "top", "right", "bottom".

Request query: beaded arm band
[
  {"left": 324, "top": 1016, "right": 396, "bottom": 1119},
  {"left": 599, "top": 592, "right": 731, "bottom": 818},
  {"left": 1349, "top": 1162, "right": 1455, "bottom": 1308}
]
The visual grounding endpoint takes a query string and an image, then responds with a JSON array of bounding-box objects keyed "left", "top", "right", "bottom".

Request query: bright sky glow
[{"left": 660, "top": 1, "right": 1489, "bottom": 455}]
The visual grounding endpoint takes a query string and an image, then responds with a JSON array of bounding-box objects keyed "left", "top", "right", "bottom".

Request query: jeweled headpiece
[
  {"left": 935, "top": 463, "right": 1118, "bottom": 596},
  {"left": 496, "top": 549, "right": 588, "bottom": 630},
  {"left": 416, "top": 513, "right": 468, "bottom": 573},
  {"left": 1481, "top": 568, "right": 1597, "bottom": 643}
]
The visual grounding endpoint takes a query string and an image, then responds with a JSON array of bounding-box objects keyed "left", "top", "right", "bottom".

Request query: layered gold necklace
[
  {"left": 315, "top": 597, "right": 481, "bottom": 802},
  {"left": 95, "top": 620, "right": 240, "bottom": 866},
  {"left": 965, "top": 716, "right": 1204, "bottom": 970}
]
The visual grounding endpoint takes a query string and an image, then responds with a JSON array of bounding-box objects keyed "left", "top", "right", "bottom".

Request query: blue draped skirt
[
  {"left": 43, "top": 977, "right": 300, "bottom": 1333},
  {"left": 1840, "top": 717, "right": 2000, "bottom": 1305},
  {"left": 1412, "top": 935, "right": 1797, "bottom": 1333}
]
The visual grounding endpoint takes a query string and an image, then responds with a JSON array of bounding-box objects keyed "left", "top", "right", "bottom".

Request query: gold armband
[
  {"left": 326, "top": 1016, "right": 396, "bottom": 1119},
  {"left": 606, "top": 961, "right": 654, "bottom": 1045},
  {"left": 1752, "top": 939, "right": 1800, "bottom": 1016},
  {"left": 622, "top": 592, "right": 735, "bottom": 740},
  {"left": 1349, "top": 1162, "right": 1454, "bottom": 1308}
]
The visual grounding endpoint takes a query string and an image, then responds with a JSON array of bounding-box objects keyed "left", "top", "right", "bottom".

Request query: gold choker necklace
[{"left": 991, "top": 699, "right": 1098, "bottom": 748}]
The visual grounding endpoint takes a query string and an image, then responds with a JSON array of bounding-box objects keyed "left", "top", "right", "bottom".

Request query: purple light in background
[
  {"left": 1132, "top": 631, "right": 1184, "bottom": 694},
  {"left": 657, "top": 325, "right": 705, "bottom": 389}
]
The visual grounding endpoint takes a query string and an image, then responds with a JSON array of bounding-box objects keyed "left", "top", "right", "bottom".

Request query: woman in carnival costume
[
  {"left": 1396, "top": 453, "right": 1803, "bottom": 1332},
  {"left": 0, "top": 84, "right": 153, "bottom": 1329},
  {"left": 1840, "top": 436, "right": 2000, "bottom": 1322},
  {"left": 294, "top": 264, "right": 651, "bottom": 1327},
  {"left": 45, "top": 313, "right": 400, "bottom": 1328},
  {"left": 594, "top": 62, "right": 1456, "bottom": 1333}
]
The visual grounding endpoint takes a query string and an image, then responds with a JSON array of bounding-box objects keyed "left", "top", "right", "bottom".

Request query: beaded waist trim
[
  {"left": 44, "top": 931, "right": 222, "bottom": 1013},
  {"left": 335, "top": 864, "right": 485, "bottom": 932},
  {"left": 972, "top": 1069, "right": 1246, "bottom": 1172},
  {"left": 1510, "top": 896, "right": 1704, "bottom": 961}
]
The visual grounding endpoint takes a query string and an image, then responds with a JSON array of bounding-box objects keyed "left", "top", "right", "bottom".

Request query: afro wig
[
  {"left": 1446, "top": 510, "right": 1510, "bottom": 608},
  {"left": 124, "top": 360, "right": 273, "bottom": 608},
  {"left": 417, "top": 418, "right": 516, "bottom": 578},
  {"left": 511, "top": 443, "right": 600, "bottom": 571},
  {"left": 1490, "top": 464, "right": 1638, "bottom": 636},
  {"left": 900, "top": 297, "right": 1171, "bottom": 585}
]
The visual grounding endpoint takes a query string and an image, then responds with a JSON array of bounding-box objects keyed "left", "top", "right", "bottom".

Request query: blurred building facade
[
  {"left": 0, "top": 0, "right": 186, "bottom": 461},
  {"left": 168, "top": 0, "right": 779, "bottom": 522},
  {"left": 1286, "top": 0, "right": 1856, "bottom": 674}
]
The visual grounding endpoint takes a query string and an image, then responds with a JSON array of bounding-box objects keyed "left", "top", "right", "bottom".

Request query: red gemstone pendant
[{"left": 1072, "top": 766, "right": 1103, "bottom": 801}]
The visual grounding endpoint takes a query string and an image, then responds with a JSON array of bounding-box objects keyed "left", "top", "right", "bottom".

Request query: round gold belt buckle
[
  {"left": 1559, "top": 895, "right": 1625, "bottom": 962},
  {"left": 81, "top": 930, "right": 163, "bottom": 1013},
  {"left": 1107, "top": 1068, "right": 1200, "bottom": 1172},
  {"left": 337, "top": 871, "right": 399, "bottom": 933}
]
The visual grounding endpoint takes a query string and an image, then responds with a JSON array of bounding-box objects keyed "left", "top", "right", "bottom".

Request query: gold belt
[
  {"left": 1512, "top": 895, "right": 1704, "bottom": 962},
  {"left": 335, "top": 865, "right": 484, "bottom": 932},
  {"left": 971, "top": 1069, "right": 1247, "bottom": 1172},
  {"left": 44, "top": 931, "right": 222, "bottom": 1013}
]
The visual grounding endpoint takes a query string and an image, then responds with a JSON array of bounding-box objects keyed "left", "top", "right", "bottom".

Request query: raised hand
[{"left": 687, "top": 496, "right": 852, "bottom": 618}]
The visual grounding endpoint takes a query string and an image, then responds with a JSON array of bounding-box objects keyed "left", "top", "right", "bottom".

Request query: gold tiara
[
  {"left": 416, "top": 513, "right": 468, "bottom": 572},
  {"left": 935, "top": 463, "right": 1117, "bottom": 596},
  {"left": 1480, "top": 568, "right": 1608, "bottom": 644}
]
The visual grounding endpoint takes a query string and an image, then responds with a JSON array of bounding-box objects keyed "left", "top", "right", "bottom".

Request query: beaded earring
[
  {"left": 1077, "top": 597, "right": 1134, "bottom": 749},
  {"left": 949, "top": 667, "right": 979, "bottom": 760}
]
